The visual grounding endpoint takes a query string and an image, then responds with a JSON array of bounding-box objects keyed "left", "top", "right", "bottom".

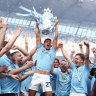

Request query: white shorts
[
  {"left": 29, "top": 73, "right": 52, "bottom": 92},
  {"left": 70, "top": 93, "right": 86, "bottom": 96}
]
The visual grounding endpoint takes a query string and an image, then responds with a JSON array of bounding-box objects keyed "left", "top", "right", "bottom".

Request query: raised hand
[
  {"left": 91, "top": 47, "right": 95, "bottom": 53},
  {"left": 71, "top": 50, "right": 75, "bottom": 55},
  {"left": 2, "top": 20, "right": 8, "bottom": 29},
  {"left": 91, "top": 47, "right": 96, "bottom": 57},
  {"left": 25, "top": 36, "right": 28, "bottom": 44},
  {"left": 12, "top": 45, "right": 18, "bottom": 50},
  {"left": 15, "top": 26, "right": 22, "bottom": 37},
  {"left": 0, "top": 18, "right": 8, "bottom": 30},
  {"left": 79, "top": 43, "right": 83, "bottom": 47},
  {"left": 55, "top": 19, "right": 58, "bottom": 25},
  {"left": 25, "top": 61, "right": 33, "bottom": 69},
  {"left": 57, "top": 42, "right": 63, "bottom": 49},
  {"left": 84, "top": 40, "right": 89, "bottom": 47}
]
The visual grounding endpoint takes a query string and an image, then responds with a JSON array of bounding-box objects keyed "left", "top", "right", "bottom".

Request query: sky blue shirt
[
  {"left": 0, "top": 55, "right": 20, "bottom": 94},
  {"left": 70, "top": 63, "right": 90, "bottom": 94},
  {"left": 0, "top": 79, "right": 1, "bottom": 94},
  {"left": 55, "top": 68, "right": 72, "bottom": 96},
  {"left": 93, "top": 63, "right": 96, "bottom": 68},
  {"left": 90, "top": 63, "right": 96, "bottom": 91},
  {"left": 87, "top": 64, "right": 93, "bottom": 96},
  {"left": 50, "top": 68, "right": 59, "bottom": 93},
  {"left": 21, "top": 66, "right": 36, "bottom": 92},
  {"left": 91, "top": 77, "right": 95, "bottom": 91},
  {"left": 36, "top": 44, "right": 56, "bottom": 72},
  {"left": 87, "top": 78, "right": 91, "bottom": 96}
]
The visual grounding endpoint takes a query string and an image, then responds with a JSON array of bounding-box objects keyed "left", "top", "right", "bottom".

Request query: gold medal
[{"left": 62, "top": 75, "right": 65, "bottom": 78}]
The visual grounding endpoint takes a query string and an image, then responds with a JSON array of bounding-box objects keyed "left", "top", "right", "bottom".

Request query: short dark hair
[
  {"left": 2, "top": 41, "right": 8, "bottom": 47},
  {"left": 61, "top": 60, "right": 66, "bottom": 62},
  {"left": 61, "top": 59, "right": 68, "bottom": 65},
  {"left": 44, "top": 38, "right": 51, "bottom": 44},
  {"left": 55, "top": 58, "right": 60, "bottom": 64},
  {"left": 10, "top": 51, "right": 20, "bottom": 57},
  {"left": 75, "top": 53, "right": 85, "bottom": 61}
]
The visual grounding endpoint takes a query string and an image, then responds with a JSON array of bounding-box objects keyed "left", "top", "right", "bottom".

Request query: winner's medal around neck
[{"left": 62, "top": 74, "right": 65, "bottom": 78}]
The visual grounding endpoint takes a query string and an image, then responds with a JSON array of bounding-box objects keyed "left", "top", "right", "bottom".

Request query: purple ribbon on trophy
[{"left": 16, "top": 6, "right": 56, "bottom": 35}]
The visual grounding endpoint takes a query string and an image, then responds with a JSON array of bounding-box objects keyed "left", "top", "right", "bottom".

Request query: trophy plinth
[{"left": 42, "top": 30, "right": 50, "bottom": 35}]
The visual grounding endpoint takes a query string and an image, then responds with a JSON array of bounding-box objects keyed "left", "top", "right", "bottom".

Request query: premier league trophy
[{"left": 16, "top": 6, "right": 56, "bottom": 35}]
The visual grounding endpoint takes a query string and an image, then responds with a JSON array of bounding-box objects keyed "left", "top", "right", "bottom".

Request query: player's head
[{"left": 43, "top": 38, "right": 52, "bottom": 50}]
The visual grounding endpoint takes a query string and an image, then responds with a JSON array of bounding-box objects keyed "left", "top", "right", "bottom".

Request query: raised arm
[
  {"left": 12, "top": 45, "right": 29, "bottom": 56},
  {"left": 50, "top": 65, "right": 56, "bottom": 76},
  {"left": 19, "top": 70, "right": 34, "bottom": 82},
  {"left": 0, "top": 18, "right": 8, "bottom": 49},
  {"left": 59, "top": 42, "right": 72, "bottom": 66},
  {"left": 70, "top": 50, "right": 75, "bottom": 60},
  {"left": 25, "top": 36, "right": 28, "bottom": 52},
  {"left": 29, "top": 46, "right": 37, "bottom": 57},
  {"left": 7, "top": 61, "right": 33, "bottom": 75},
  {"left": 79, "top": 43, "right": 84, "bottom": 54},
  {"left": 35, "top": 23, "right": 41, "bottom": 45},
  {"left": 84, "top": 40, "right": 90, "bottom": 66},
  {"left": 0, "top": 27, "right": 22, "bottom": 57},
  {"left": 53, "top": 19, "right": 58, "bottom": 50},
  {"left": 91, "top": 47, "right": 96, "bottom": 63}
]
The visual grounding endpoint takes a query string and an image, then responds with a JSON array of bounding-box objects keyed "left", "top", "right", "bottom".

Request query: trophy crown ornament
[{"left": 43, "top": 8, "right": 53, "bottom": 14}]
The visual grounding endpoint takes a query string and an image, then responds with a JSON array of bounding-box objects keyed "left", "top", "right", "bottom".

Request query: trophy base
[{"left": 42, "top": 30, "right": 50, "bottom": 35}]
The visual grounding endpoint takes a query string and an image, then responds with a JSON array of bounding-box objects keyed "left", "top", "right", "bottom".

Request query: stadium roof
[
  {"left": 0, "top": 0, "right": 96, "bottom": 23},
  {"left": 0, "top": 0, "right": 96, "bottom": 42}
]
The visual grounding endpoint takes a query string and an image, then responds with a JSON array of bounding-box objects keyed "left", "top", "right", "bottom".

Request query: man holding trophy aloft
[
  {"left": 29, "top": 9, "right": 58, "bottom": 96},
  {"left": 16, "top": 6, "right": 58, "bottom": 95}
]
